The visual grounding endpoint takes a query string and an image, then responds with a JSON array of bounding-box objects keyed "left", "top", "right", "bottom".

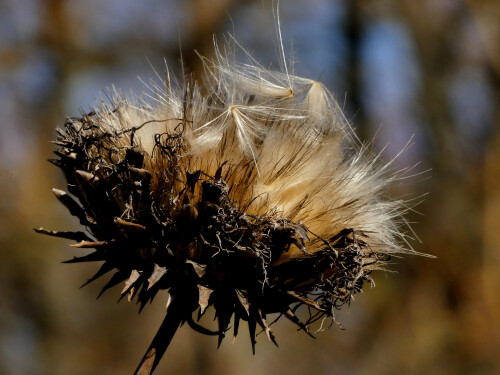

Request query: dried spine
[{"left": 38, "top": 40, "right": 415, "bottom": 374}]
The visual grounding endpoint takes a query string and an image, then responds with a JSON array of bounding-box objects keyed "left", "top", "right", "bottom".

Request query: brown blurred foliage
[{"left": 0, "top": 0, "right": 499, "bottom": 374}]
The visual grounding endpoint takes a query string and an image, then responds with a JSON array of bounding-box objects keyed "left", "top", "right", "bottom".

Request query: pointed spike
[
  {"left": 48, "top": 159, "right": 63, "bottom": 168},
  {"left": 34, "top": 227, "right": 93, "bottom": 242},
  {"left": 54, "top": 127, "right": 66, "bottom": 137},
  {"left": 291, "top": 223, "right": 310, "bottom": 242},
  {"left": 187, "top": 315, "right": 220, "bottom": 336},
  {"left": 97, "top": 271, "right": 129, "bottom": 299},
  {"left": 165, "top": 294, "right": 172, "bottom": 310},
  {"left": 197, "top": 285, "right": 213, "bottom": 314},
  {"left": 186, "top": 260, "right": 206, "bottom": 278},
  {"left": 216, "top": 312, "right": 231, "bottom": 349},
  {"left": 138, "top": 299, "right": 148, "bottom": 313},
  {"left": 148, "top": 287, "right": 160, "bottom": 304},
  {"left": 80, "top": 262, "right": 114, "bottom": 288},
  {"left": 137, "top": 281, "right": 152, "bottom": 311},
  {"left": 117, "top": 292, "right": 128, "bottom": 303},
  {"left": 292, "top": 237, "right": 308, "bottom": 254},
  {"left": 197, "top": 309, "right": 203, "bottom": 322},
  {"left": 232, "top": 312, "right": 240, "bottom": 344},
  {"left": 50, "top": 140, "right": 68, "bottom": 146},
  {"left": 53, "top": 150, "right": 77, "bottom": 160},
  {"left": 138, "top": 285, "right": 160, "bottom": 313},
  {"left": 121, "top": 270, "right": 142, "bottom": 295},
  {"left": 114, "top": 217, "right": 147, "bottom": 231},
  {"left": 287, "top": 291, "right": 326, "bottom": 312},
  {"left": 255, "top": 309, "right": 278, "bottom": 347},
  {"left": 283, "top": 309, "right": 315, "bottom": 339},
  {"left": 75, "top": 170, "right": 98, "bottom": 183},
  {"left": 235, "top": 289, "right": 250, "bottom": 316},
  {"left": 217, "top": 328, "right": 224, "bottom": 349},
  {"left": 214, "top": 297, "right": 232, "bottom": 349},
  {"left": 70, "top": 240, "right": 107, "bottom": 248},
  {"left": 51, "top": 188, "right": 91, "bottom": 227},
  {"left": 128, "top": 286, "right": 137, "bottom": 302},
  {"left": 147, "top": 264, "right": 167, "bottom": 290},
  {"left": 63, "top": 251, "right": 104, "bottom": 264},
  {"left": 134, "top": 297, "right": 183, "bottom": 375},
  {"left": 51, "top": 187, "right": 69, "bottom": 200},
  {"left": 185, "top": 170, "right": 201, "bottom": 192},
  {"left": 214, "top": 161, "right": 227, "bottom": 180},
  {"left": 248, "top": 319, "right": 257, "bottom": 355},
  {"left": 138, "top": 285, "right": 159, "bottom": 313}
]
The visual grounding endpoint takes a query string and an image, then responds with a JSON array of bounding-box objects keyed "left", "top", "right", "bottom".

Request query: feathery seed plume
[{"left": 37, "top": 34, "right": 419, "bottom": 374}]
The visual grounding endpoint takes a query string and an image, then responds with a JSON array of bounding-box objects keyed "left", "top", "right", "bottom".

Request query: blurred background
[{"left": 1, "top": 0, "right": 499, "bottom": 374}]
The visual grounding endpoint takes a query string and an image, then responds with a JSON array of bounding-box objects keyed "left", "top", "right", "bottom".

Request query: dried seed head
[{"left": 38, "top": 36, "right": 420, "bottom": 374}]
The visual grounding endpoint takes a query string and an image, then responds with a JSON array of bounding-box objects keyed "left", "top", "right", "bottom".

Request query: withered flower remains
[{"left": 37, "top": 39, "right": 415, "bottom": 374}]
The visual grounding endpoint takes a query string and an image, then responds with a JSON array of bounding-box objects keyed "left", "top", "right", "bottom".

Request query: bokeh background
[{"left": 1, "top": 0, "right": 499, "bottom": 374}]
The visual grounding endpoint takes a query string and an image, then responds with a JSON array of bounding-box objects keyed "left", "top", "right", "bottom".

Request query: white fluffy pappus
[{"left": 90, "top": 35, "right": 420, "bottom": 266}]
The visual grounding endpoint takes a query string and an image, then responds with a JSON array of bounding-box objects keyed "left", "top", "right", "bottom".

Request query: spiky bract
[{"left": 38, "top": 39, "right": 413, "bottom": 374}]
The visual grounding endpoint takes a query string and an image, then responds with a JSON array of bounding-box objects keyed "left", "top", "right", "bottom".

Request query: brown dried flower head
[{"left": 37, "top": 36, "right": 418, "bottom": 374}]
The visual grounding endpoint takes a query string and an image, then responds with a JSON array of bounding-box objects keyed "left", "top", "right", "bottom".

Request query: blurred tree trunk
[
  {"left": 398, "top": 0, "right": 500, "bottom": 369},
  {"left": 344, "top": 0, "right": 366, "bottom": 137}
]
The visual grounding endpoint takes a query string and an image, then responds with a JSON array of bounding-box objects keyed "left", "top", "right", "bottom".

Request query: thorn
[
  {"left": 70, "top": 240, "right": 107, "bottom": 248},
  {"left": 235, "top": 289, "right": 250, "bottom": 316},
  {"left": 186, "top": 260, "right": 206, "bottom": 278},
  {"left": 255, "top": 309, "right": 278, "bottom": 347},
  {"left": 248, "top": 319, "right": 257, "bottom": 355},
  {"left": 134, "top": 297, "right": 183, "bottom": 375},
  {"left": 114, "top": 217, "right": 147, "bottom": 231},
  {"left": 287, "top": 291, "right": 326, "bottom": 312},
  {"left": 121, "top": 270, "right": 142, "bottom": 295},
  {"left": 197, "top": 285, "right": 213, "bottom": 314},
  {"left": 232, "top": 313, "right": 240, "bottom": 344},
  {"left": 147, "top": 264, "right": 167, "bottom": 290},
  {"left": 97, "top": 271, "right": 129, "bottom": 299},
  {"left": 34, "top": 227, "right": 93, "bottom": 242},
  {"left": 63, "top": 251, "right": 104, "bottom": 263},
  {"left": 75, "top": 170, "right": 98, "bottom": 183},
  {"left": 80, "top": 262, "right": 113, "bottom": 288},
  {"left": 51, "top": 188, "right": 92, "bottom": 227},
  {"left": 283, "top": 309, "right": 315, "bottom": 339}
]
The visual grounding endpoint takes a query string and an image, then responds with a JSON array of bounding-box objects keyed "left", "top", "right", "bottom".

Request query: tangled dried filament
[{"left": 37, "top": 39, "right": 416, "bottom": 374}]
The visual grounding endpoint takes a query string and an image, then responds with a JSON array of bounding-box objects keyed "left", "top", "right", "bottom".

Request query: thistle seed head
[{"left": 37, "top": 37, "right": 418, "bottom": 374}]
